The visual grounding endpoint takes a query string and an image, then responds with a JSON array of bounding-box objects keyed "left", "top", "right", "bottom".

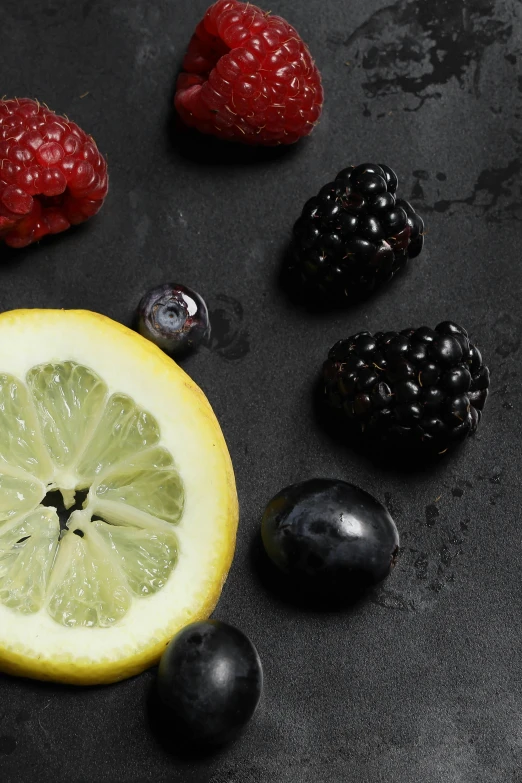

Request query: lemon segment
[
  {"left": 92, "top": 464, "right": 184, "bottom": 525},
  {"left": 0, "top": 508, "right": 59, "bottom": 614},
  {"left": 91, "top": 518, "right": 178, "bottom": 597},
  {"left": 47, "top": 526, "right": 132, "bottom": 628},
  {"left": 26, "top": 361, "right": 108, "bottom": 484},
  {"left": 0, "top": 374, "right": 53, "bottom": 482},
  {"left": 77, "top": 393, "right": 160, "bottom": 481},
  {"left": 0, "top": 470, "right": 45, "bottom": 525}
]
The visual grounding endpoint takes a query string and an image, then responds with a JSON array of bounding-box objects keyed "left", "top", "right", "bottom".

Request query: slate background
[{"left": 1, "top": 0, "right": 522, "bottom": 781}]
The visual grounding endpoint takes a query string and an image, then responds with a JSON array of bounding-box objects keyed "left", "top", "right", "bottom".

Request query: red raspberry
[
  {"left": 0, "top": 98, "right": 108, "bottom": 248},
  {"left": 175, "top": 0, "right": 323, "bottom": 145}
]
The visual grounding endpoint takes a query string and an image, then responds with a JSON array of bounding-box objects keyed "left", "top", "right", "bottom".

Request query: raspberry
[
  {"left": 175, "top": 0, "right": 323, "bottom": 145},
  {"left": 0, "top": 98, "right": 108, "bottom": 248}
]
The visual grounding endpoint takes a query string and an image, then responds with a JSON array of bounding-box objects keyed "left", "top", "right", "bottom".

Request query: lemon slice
[{"left": 0, "top": 309, "right": 238, "bottom": 685}]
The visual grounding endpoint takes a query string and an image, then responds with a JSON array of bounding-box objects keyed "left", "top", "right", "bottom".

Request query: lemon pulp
[{"left": 0, "top": 361, "right": 182, "bottom": 628}]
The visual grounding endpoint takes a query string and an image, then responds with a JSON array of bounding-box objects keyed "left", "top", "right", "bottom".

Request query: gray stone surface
[{"left": 0, "top": 0, "right": 521, "bottom": 780}]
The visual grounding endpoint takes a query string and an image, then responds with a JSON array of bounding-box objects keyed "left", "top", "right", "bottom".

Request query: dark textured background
[{"left": 1, "top": 0, "right": 522, "bottom": 781}]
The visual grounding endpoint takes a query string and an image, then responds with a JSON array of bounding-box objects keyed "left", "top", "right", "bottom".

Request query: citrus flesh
[{"left": 0, "top": 309, "right": 238, "bottom": 684}]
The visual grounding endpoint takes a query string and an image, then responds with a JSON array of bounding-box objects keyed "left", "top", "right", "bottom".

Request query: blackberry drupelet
[
  {"left": 322, "top": 321, "right": 489, "bottom": 453},
  {"left": 289, "top": 163, "right": 424, "bottom": 302}
]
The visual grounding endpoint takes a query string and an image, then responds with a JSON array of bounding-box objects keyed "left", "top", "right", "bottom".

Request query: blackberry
[
  {"left": 289, "top": 164, "right": 424, "bottom": 303},
  {"left": 322, "top": 321, "right": 489, "bottom": 454}
]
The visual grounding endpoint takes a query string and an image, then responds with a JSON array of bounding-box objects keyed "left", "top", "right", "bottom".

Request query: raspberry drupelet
[
  {"left": 175, "top": 0, "right": 324, "bottom": 145},
  {"left": 0, "top": 98, "right": 108, "bottom": 248}
]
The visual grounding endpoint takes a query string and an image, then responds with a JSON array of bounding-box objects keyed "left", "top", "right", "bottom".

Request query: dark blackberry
[
  {"left": 288, "top": 164, "right": 424, "bottom": 304},
  {"left": 322, "top": 321, "right": 489, "bottom": 454}
]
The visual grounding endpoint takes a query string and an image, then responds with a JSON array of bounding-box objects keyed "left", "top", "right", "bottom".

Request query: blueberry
[
  {"left": 261, "top": 479, "right": 399, "bottom": 592},
  {"left": 137, "top": 283, "right": 211, "bottom": 357},
  {"left": 157, "top": 620, "right": 263, "bottom": 746}
]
